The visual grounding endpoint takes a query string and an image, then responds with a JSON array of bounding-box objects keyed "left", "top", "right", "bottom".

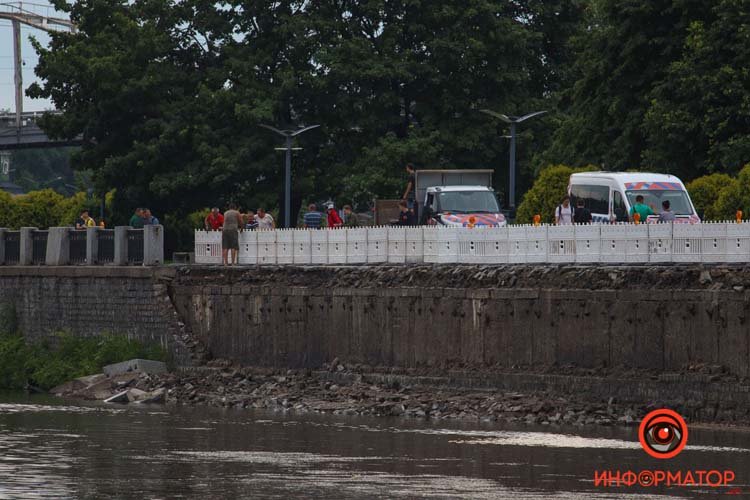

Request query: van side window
[
  {"left": 570, "top": 184, "right": 609, "bottom": 214},
  {"left": 613, "top": 191, "right": 628, "bottom": 221}
]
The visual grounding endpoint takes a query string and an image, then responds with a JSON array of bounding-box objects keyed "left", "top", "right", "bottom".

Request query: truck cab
[
  {"left": 568, "top": 172, "right": 700, "bottom": 223},
  {"left": 422, "top": 185, "right": 506, "bottom": 227},
  {"left": 415, "top": 169, "right": 505, "bottom": 227}
]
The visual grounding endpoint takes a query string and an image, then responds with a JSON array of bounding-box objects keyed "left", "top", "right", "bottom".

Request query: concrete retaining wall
[
  {"left": 0, "top": 266, "right": 194, "bottom": 366},
  {"left": 171, "top": 265, "right": 750, "bottom": 377},
  {"left": 2, "top": 264, "right": 749, "bottom": 379}
]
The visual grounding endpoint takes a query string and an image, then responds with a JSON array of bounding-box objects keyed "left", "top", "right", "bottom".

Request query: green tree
[
  {"left": 546, "top": 0, "right": 709, "bottom": 174},
  {"left": 644, "top": 1, "right": 750, "bottom": 178},
  {"left": 714, "top": 164, "right": 750, "bottom": 220},
  {"left": 685, "top": 173, "right": 737, "bottom": 221},
  {"left": 29, "top": 0, "right": 585, "bottom": 233}
]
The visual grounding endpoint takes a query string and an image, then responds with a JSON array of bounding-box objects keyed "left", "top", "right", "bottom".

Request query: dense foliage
[
  {"left": 0, "top": 324, "right": 166, "bottom": 391},
  {"left": 685, "top": 173, "right": 738, "bottom": 221},
  {"left": 24, "top": 0, "right": 750, "bottom": 238},
  {"left": 547, "top": 0, "right": 750, "bottom": 179},
  {"left": 28, "top": 0, "right": 582, "bottom": 227},
  {"left": 0, "top": 189, "right": 83, "bottom": 228}
]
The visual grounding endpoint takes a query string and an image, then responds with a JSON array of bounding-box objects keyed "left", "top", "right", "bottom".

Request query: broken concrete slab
[
  {"left": 136, "top": 388, "right": 166, "bottom": 404},
  {"left": 103, "top": 359, "right": 167, "bottom": 377},
  {"left": 126, "top": 388, "right": 148, "bottom": 402},
  {"left": 104, "top": 390, "right": 130, "bottom": 404}
]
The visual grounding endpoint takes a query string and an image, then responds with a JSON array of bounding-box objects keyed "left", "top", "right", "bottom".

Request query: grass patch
[{"left": 0, "top": 331, "right": 166, "bottom": 391}]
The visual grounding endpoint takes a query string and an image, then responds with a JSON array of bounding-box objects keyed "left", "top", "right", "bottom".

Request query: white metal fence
[{"left": 194, "top": 222, "right": 750, "bottom": 265}]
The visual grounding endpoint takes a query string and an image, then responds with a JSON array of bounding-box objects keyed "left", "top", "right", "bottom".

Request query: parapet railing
[
  {"left": 194, "top": 222, "right": 750, "bottom": 265},
  {"left": 0, "top": 226, "right": 164, "bottom": 266}
]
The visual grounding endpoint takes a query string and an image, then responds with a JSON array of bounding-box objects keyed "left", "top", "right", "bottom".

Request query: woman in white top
[{"left": 555, "top": 196, "right": 574, "bottom": 225}]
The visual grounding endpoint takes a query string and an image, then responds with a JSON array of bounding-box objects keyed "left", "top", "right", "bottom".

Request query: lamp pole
[
  {"left": 480, "top": 109, "right": 546, "bottom": 209},
  {"left": 260, "top": 124, "right": 320, "bottom": 228}
]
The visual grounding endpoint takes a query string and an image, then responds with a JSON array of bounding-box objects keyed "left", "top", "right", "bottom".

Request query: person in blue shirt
[
  {"left": 244, "top": 210, "right": 258, "bottom": 230},
  {"left": 143, "top": 208, "right": 159, "bottom": 225},
  {"left": 303, "top": 203, "right": 324, "bottom": 229}
]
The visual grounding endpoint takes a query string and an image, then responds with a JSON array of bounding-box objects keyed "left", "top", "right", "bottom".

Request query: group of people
[
  {"left": 554, "top": 195, "right": 676, "bottom": 225},
  {"left": 128, "top": 208, "right": 160, "bottom": 228},
  {"left": 628, "top": 195, "right": 676, "bottom": 223},
  {"left": 302, "top": 203, "right": 359, "bottom": 229},
  {"left": 205, "top": 206, "right": 275, "bottom": 232},
  {"left": 208, "top": 202, "right": 360, "bottom": 265}
]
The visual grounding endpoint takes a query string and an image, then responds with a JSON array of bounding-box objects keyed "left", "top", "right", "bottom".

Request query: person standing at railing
[
  {"left": 143, "top": 208, "right": 159, "bottom": 225},
  {"left": 343, "top": 205, "right": 360, "bottom": 227},
  {"left": 326, "top": 202, "right": 343, "bottom": 228},
  {"left": 397, "top": 200, "right": 415, "bottom": 226},
  {"left": 573, "top": 198, "right": 592, "bottom": 224},
  {"left": 75, "top": 209, "right": 96, "bottom": 229},
  {"left": 222, "top": 203, "right": 241, "bottom": 266},
  {"left": 303, "top": 203, "right": 324, "bottom": 229},
  {"left": 658, "top": 200, "right": 676, "bottom": 222},
  {"left": 205, "top": 207, "right": 224, "bottom": 231},
  {"left": 629, "top": 195, "right": 654, "bottom": 223},
  {"left": 129, "top": 208, "right": 145, "bottom": 229},
  {"left": 256, "top": 207, "right": 275, "bottom": 230},
  {"left": 555, "top": 196, "right": 574, "bottom": 225},
  {"left": 244, "top": 210, "right": 258, "bottom": 230}
]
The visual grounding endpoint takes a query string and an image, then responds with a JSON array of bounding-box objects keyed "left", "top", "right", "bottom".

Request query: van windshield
[
  {"left": 437, "top": 191, "right": 500, "bottom": 213},
  {"left": 625, "top": 190, "right": 693, "bottom": 215}
]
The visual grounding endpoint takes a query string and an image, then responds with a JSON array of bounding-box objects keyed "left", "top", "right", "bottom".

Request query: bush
[
  {"left": 686, "top": 173, "right": 737, "bottom": 221},
  {"left": 0, "top": 331, "right": 166, "bottom": 391},
  {"left": 515, "top": 164, "right": 596, "bottom": 224},
  {"left": 0, "top": 189, "right": 91, "bottom": 229},
  {"left": 713, "top": 164, "right": 750, "bottom": 221}
]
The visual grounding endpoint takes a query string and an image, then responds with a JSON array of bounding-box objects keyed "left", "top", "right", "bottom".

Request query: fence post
[
  {"left": 0, "top": 228, "right": 5, "bottom": 265},
  {"left": 114, "top": 226, "right": 130, "bottom": 265},
  {"left": 86, "top": 226, "right": 99, "bottom": 265},
  {"left": 143, "top": 224, "right": 164, "bottom": 265},
  {"left": 19, "top": 227, "right": 36, "bottom": 265},
  {"left": 45, "top": 227, "right": 71, "bottom": 266}
]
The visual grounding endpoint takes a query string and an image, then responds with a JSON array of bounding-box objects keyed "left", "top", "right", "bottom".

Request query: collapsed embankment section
[
  {"left": 172, "top": 265, "right": 750, "bottom": 378},
  {"left": 2, "top": 264, "right": 750, "bottom": 422}
]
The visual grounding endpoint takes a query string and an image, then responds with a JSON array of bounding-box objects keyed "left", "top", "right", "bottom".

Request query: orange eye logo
[{"left": 638, "top": 409, "right": 688, "bottom": 459}]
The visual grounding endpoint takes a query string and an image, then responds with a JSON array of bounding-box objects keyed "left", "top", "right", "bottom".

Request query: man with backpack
[{"left": 555, "top": 196, "right": 575, "bottom": 225}]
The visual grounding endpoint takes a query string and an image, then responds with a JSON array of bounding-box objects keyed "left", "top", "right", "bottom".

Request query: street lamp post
[
  {"left": 480, "top": 109, "right": 547, "bottom": 210},
  {"left": 260, "top": 124, "right": 320, "bottom": 228}
]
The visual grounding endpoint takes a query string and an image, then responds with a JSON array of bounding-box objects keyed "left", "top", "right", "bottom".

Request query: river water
[{"left": 0, "top": 393, "right": 748, "bottom": 499}]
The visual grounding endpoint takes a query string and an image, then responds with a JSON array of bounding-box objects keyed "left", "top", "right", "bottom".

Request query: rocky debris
[
  {"left": 103, "top": 359, "right": 167, "bottom": 377},
  {"left": 103, "top": 362, "right": 710, "bottom": 427},
  {"left": 176, "top": 264, "right": 750, "bottom": 292},
  {"left": 51, "top": 359, "right": 170, "bottom": 404},
  {"left": 50, "top": 360, "right": 750, "bottom": 426}
]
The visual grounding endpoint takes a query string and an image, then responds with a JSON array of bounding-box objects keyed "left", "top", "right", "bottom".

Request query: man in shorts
[{"left": 222, "top": 203, "right": 241, "bottom": 266}]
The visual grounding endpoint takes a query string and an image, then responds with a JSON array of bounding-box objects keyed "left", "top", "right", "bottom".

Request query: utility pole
[
  {"left": 260, "top": 124, "right": 320, "bottom": 228},
  {"left": 480, "top": 109, "right": 547, "bottom": 210},
  {"left": 12, "top": 19, "right": 22, "bottom": 130}
]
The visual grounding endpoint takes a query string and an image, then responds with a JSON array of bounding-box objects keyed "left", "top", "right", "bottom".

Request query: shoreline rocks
[{"left": 49, "top": 359, "right": 750, "bottom": 428}]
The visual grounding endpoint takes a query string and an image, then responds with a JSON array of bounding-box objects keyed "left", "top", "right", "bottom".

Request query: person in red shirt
[
  {"left": 205, "top": 207, "right": 224, "bottom": 230},
  {"left": 326, "top": 203, "right": 343, "bottom": 228}
]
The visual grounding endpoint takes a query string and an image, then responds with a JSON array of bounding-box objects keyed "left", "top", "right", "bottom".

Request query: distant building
[{"left": 0, "top": 181, "right": 24, "bottom": 195}]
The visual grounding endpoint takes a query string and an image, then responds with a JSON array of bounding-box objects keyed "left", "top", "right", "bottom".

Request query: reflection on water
[{"left": 0, "top": 393, "right": 748, "bottom": 499}]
